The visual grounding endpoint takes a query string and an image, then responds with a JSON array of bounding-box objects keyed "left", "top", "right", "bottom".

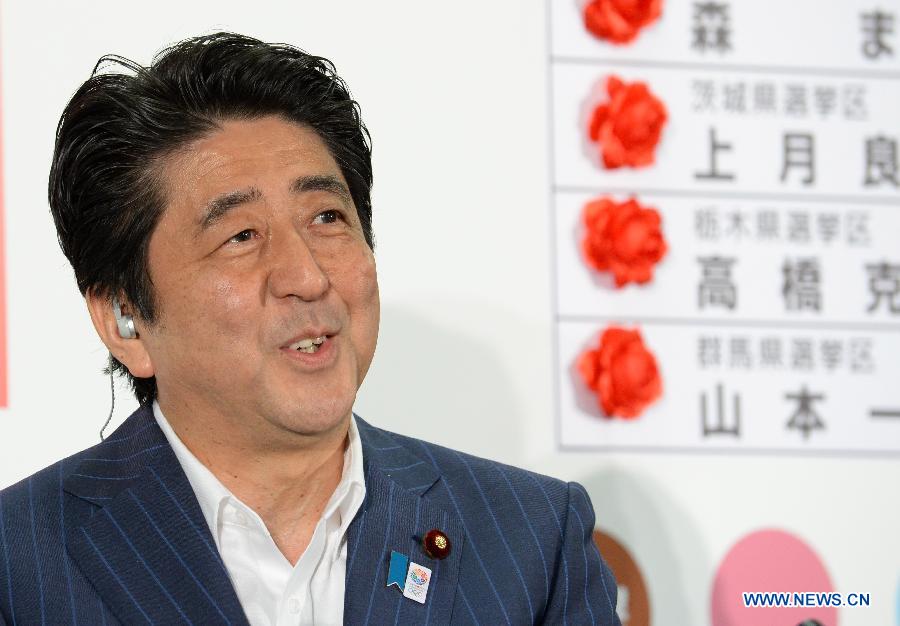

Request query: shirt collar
[
  {"left": 323, "top": 412, "right": 366, "bottom": 540},
  {"left": 152, "top": 400, "right": 366, "bottom": 552}
]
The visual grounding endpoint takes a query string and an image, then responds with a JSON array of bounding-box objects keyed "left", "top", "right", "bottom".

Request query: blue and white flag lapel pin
[{"left": 386, "top": 550, "right": 433, "bottom": 604}]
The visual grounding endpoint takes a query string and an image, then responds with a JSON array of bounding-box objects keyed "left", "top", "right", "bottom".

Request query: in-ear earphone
[
  {"left": 104, "top": 297, "right": 135, "bottom": 440},
  {"left": 112, "top": 296, "right": 137, "bottom": 339}
]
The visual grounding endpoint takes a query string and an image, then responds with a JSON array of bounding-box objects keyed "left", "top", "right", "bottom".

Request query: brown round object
[
  {"left": 422, "top": 528, "right": 451, "bottom": 560},
  {"left": 593, "top": 530, "right": 649, "bottom": 626}
]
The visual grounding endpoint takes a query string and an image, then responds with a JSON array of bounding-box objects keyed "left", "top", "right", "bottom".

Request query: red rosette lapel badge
[
  {"left": 583, "top": 0, "right": 663, "bottom": 44},
  {"left": 578, "top": 326, "right": 662, "bottom": 419},
  {"left": 581, "top": 196, "right": 668, "bottom": 287},
  {"left": 588, "top": 75, "right": 668, "bottom": 169}
]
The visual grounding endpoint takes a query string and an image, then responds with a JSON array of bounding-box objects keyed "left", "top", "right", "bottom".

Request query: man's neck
[{"left": 157, "top": 397, "right": 349, "bottom": 565}]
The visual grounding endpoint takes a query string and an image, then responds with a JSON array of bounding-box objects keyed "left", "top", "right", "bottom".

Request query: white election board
[{"left": 550, "top": 0, "right": 900, "bottom": 454}]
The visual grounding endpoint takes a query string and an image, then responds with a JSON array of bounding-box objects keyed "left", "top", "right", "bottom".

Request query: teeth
[{"left": 289, "top": 336, "right": 327, "bottom": 351}]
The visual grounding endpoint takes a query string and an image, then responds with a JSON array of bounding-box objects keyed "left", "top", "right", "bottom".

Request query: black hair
[{"left": 48, "top": 32, "right": 374, "bottom": 405}]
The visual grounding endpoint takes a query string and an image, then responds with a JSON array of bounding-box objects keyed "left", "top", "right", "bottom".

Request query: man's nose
[{"left": 267, "top": 231, "right": 330, "bottom": 301}]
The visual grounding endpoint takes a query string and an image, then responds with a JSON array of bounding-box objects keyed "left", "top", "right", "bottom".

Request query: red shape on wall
[
  {"left": 0, "top": 178, "right": 5, "bottom": 408},
  {"left": 0, "top": 187, "right": 5, "bottom": 409}
]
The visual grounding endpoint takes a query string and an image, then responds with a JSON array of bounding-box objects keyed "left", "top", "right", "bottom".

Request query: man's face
[{"left": 140, "top": 116, "right": 379, "bottom": 441}]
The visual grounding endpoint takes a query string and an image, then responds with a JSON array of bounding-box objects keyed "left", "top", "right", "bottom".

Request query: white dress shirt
[{"left": 153, "top": 401, "right": 366, "bottom": 626}]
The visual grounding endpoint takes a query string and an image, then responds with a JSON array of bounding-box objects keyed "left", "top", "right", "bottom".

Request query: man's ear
[{"left": 85, "top": 289, "right": 155, "bottom": 378}]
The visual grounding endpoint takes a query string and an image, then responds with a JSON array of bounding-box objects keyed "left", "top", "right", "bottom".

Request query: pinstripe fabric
[
  {"left": 348, "top": 420, "right": 620, "bottom": 625},
  {"left": 0, "top": 405, "right": 620, "bottom": 625}
]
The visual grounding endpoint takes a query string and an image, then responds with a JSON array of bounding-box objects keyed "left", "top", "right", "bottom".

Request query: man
[{"left": 0, "top": 33, "right": 619, "bottom": 625}]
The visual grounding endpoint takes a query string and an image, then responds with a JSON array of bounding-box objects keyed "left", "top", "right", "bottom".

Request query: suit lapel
[
  {"left": 345, "top": 418, "right": 464, "bottom": 625},
  {"left": 63, "top": 405, "right": 249, "bottom": 626}
]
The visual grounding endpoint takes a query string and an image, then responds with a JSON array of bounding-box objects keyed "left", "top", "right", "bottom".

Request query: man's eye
[
  {"left": 228, "top": 229, "right": 255, "bottom": 244},
  {"left": 313, "top": 210, "right": 342, "bottom": 225}
]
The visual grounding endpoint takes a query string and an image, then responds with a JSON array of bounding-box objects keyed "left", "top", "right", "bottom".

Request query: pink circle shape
[{"left": 712, "top": 528, "right": 838, "bottom": 626}]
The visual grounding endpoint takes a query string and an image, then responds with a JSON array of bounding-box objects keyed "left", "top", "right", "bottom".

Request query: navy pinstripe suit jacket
[{"left": 0, "top": 404, "right": 619, "bottom": 625}]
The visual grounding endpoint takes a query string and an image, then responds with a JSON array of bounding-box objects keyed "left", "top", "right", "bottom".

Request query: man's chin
[{"left": 267, "top": 397, "right": 356, "bottom": 439}]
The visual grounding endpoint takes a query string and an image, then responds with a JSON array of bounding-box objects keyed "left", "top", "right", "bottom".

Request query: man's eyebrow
[
  {"left": 291, "top": 174, "right": 353, "bottom": 206},
  {"left": 196, "top": 175, "right": 352, "bottom": 233},
  {"left": 198, "top": 187, "right": 262, "bottom": 230}
]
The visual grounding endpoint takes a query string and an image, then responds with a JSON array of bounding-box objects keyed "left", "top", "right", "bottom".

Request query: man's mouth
[{"left": 287, "top": 335, "right": 328, "bottom": 354}]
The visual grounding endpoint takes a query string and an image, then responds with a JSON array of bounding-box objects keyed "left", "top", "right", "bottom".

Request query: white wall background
[{"left": 0, "top": 1, "right": 897, "bottom": 624}]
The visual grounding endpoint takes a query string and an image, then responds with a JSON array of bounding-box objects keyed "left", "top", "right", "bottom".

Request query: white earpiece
[{"left": 112, "top": 296, "right": 137, "bottom": 339}]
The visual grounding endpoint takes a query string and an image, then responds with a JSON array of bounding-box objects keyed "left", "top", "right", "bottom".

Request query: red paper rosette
[
  {"left": 581, "top": 196, "right": 668, "bottom": 287},
  {"left": 578, "top": 326, "right": 662, "bottom": 419},
  {"left": 584, "top": 0, "right": 663, "bottom": 44},
  {"left": 588, "top": 75, "right": 668, "bottom": 169}
]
